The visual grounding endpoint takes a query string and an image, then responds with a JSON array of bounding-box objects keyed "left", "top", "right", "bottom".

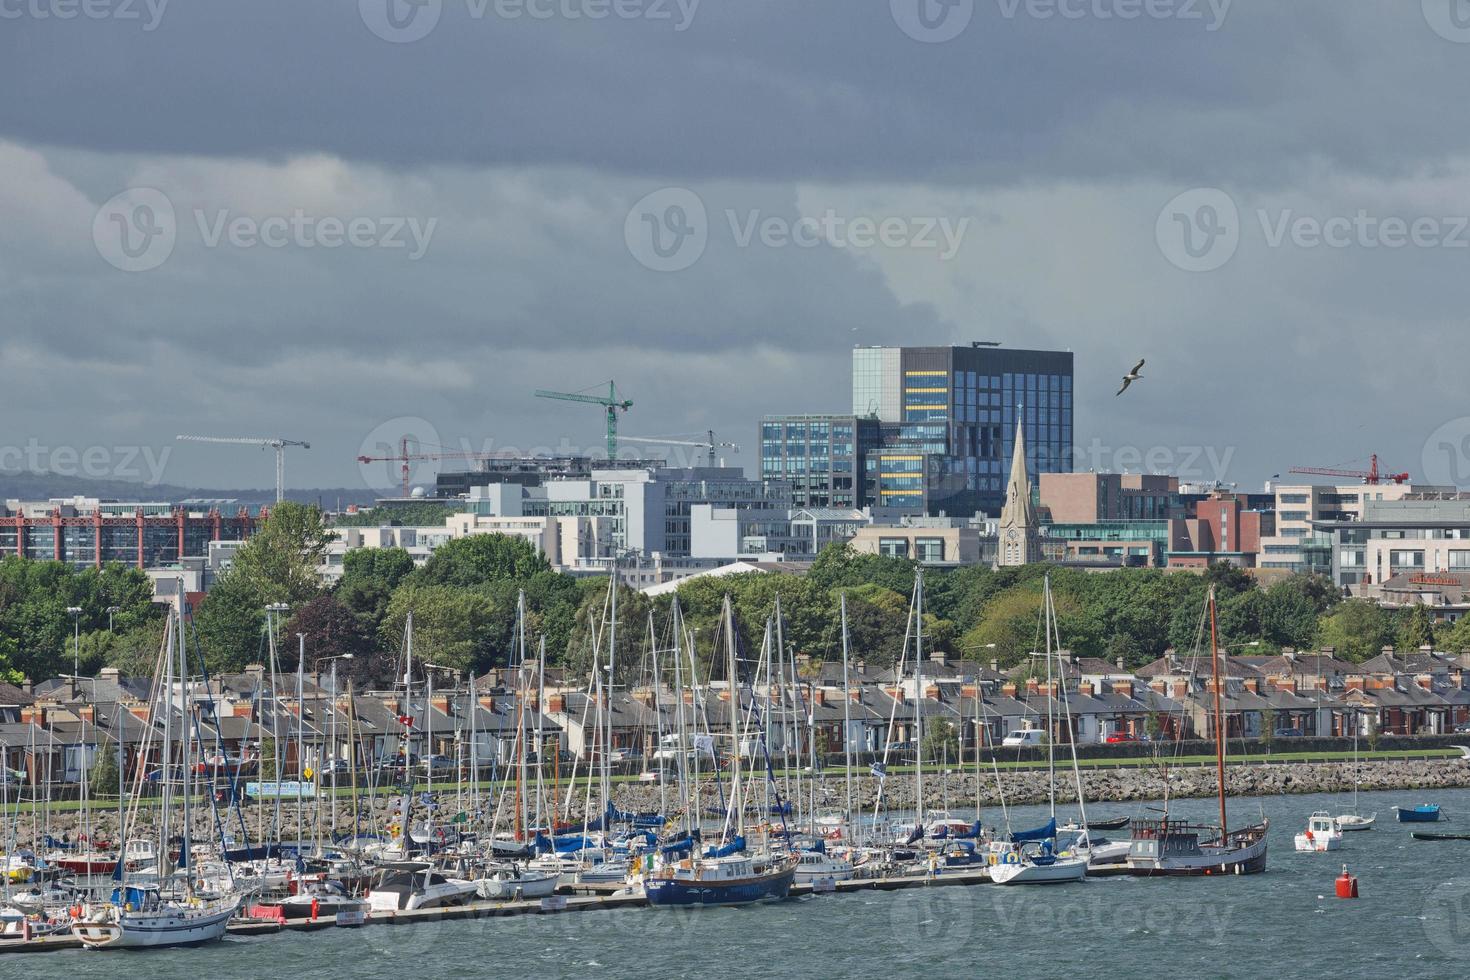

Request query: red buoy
[{"left": 1335, "top": 865, "right": 1359, "bottom": 899}]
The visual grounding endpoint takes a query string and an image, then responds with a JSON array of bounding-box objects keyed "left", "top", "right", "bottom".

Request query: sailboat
[
  {"left": 1333, "top": 708, "right": 1376, "bottom": 831},
  {"left": 989, "top": 575, "right": 1088, "bottom": 886},
  {"left": 74, "top": 581, "right": 241, "bottom": 949},
  {"left": 1125, "top": 586, "right": 1268, "bottom": 877},
  {"left": 645, "top": 596, "right": 796, "bottom": 908}
]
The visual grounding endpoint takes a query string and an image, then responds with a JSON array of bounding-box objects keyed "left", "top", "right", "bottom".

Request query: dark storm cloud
[{"left": 3, "top": 2, "right": 1467, "bottom": 186}]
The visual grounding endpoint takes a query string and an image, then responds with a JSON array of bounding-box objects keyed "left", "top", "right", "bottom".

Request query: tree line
[{"left": 2, "top": 503, "right": 1465, "bottom": 687}]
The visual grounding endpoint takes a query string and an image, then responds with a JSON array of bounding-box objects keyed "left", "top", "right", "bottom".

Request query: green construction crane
[{"left": 534, "top": 381, "right": 634, "bottom": 459}]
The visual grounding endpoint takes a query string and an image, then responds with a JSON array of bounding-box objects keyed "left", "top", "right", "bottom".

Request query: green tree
[
  {"left": 104, "top": 620, "right": 169, "bottom": 677},
  {"left": 413, "top": 534, "right": 551, "bottom": 588},
  {"left": 284, "top": 595, "right": 376, "bottom": 678},
  {"left": 380, "top": 582, "right": 499, "bottom": 674},
  {"left": 90, "top": 742, "right": 122, "bottom": 799},
  {"left": 229, "top": 501, "right": 334, "bottom": 607},
  {"left": 1260, "top": 707, "right": 1276, "bottom": 753},
  {"left": 1317, "top": 600, "right": 1395, "bottom": 662},
  {"left": 192, "top": 574, "right": 267, "bottom": 673},
  {"left": 922, "top": 719, "right": 960, "bottom": 766},
  {"left": 1396, "top": 604, "right": 1436, "bottom": 652}
]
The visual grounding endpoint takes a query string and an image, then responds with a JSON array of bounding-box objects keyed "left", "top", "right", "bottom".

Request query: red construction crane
[
  {"left": 357, "top": 437, "right": 505, "bottom": 497},
  {"left": 1288, "top": 454, "right": 1410, "bottom": 485}
]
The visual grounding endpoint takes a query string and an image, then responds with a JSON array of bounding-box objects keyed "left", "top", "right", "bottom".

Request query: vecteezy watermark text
[
  {"left": 0, "top": 0, "right": 167, "bottom": 30},
  {"left": 0, "top": 441, "right": 171, "bottom": 485},
  {"left": 624, "top": 187, "right": 970, "bottom": 272},
  {"left": 92, "top": 187, "right": 438, "bottom": 272},
  {"left": 358, "top": 0, "right": 698, "bottom": 43},
  {"left": 1077, "top": 437, "right": 1236, "bottom": 482},
  {"left": 1156, "top": 186, "right": 1470, "bottom": 272},
  {"left": 891, "top": 0, "right": 1229, "bottom": 42}
]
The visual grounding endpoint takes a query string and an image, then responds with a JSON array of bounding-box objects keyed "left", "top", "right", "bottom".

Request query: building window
[{"left": 878, "top": 538, "right": 910, "bottom": 558}]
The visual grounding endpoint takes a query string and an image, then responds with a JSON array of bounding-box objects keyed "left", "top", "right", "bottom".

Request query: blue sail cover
[
  {"left": 531, "top": 832, "right": 554, "bottom": 855},
  {"left": 904, "top": 824, "right": 924, "bottom": 845},
  {"left": 660, "top": 832, "right": 697, "bottom": 856},
  {"left": 703, "top": 835, "right": 746, "bottom": 858},
  {"left": 224, "top": 843, "right": 280, "bottom": 862},
  {"left": 1010, "top": 818, "right": 1057, "bottom": 843},
  {"left": 956, "top": 819, "right": 982, "bottom": 840},
  {"left": 553, "top": 834, "right": 600, "bottom": 854}
]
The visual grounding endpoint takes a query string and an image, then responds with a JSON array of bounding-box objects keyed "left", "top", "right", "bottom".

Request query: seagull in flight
[{"left": 1116, "top": 358, "right": 1145, "bottom": 397}]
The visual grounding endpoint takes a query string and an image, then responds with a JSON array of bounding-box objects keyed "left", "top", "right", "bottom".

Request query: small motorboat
[
  {"left": 1411, "top": 831, "right": 1470, "bottom": 842},
  {"left": 1084, "top": 816, "right": 1130, "bottom": 832},
  {"left": 1294, "top": 811, "right": 1343, "bottom": 852},
  {"left": 1393, "top": 804, "right": 1442, "bottom": 823}
]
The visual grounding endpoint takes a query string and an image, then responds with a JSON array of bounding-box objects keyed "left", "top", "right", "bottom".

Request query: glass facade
[{"left": 759, "top": 414, "right": 876, "bottom": 509}]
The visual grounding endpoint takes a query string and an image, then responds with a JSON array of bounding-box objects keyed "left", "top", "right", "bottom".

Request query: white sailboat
[
  {"left": 74, "top": 582, "right": 241, "bottom": 950},
  {"left": 989, "top": 575, "right": 1087, "bottom": 886},
  {"left": 1334, "top": 708, "right": 1376, "bottom": 831}
]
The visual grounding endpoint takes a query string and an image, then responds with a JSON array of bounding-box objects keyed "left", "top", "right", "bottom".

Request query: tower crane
[
  {"left": 620, "top": 431, "right": 740, "bottom": 467},
  {"left": 533, "top": 381, "right": 633, "bottom": 459},
  {"left": 1289, "top": 454, "right": 1410, "bottom": 486},
  {"left": 356, "top": 437, "right": 510, "bottom": 497},
  {"left": 176, "top": 435, "right": 311, "bottom": 503}
]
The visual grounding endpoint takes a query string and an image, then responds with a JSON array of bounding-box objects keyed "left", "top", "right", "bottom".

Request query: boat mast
[
  {"left": 839, "top": 593, "right": 854, "bottom": 843},
  {"left": 1044, "top": 574, "right": 1055, "bottom": 819},
  {"left": 913, "top": 570, "right": 925, "bottom": 824},
  {"left": 159, "top": 604, "right": 174, "bottom": 883},
  {"left": 1208, "top": 586, "right": 1228, "bottom": 836},
  {"left": 296, "top": 633, "right": 305, "bottom": 854},
  {"left": 671, "top": 598, "right": 692, "bottom": 834},
  {"left": 724, "top": 595, "right": 742, "bottom": 841}
]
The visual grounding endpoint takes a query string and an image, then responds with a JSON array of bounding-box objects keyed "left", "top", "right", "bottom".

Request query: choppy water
[{"left": 18, "top": 787, "right": 1470, "bottom": 979}]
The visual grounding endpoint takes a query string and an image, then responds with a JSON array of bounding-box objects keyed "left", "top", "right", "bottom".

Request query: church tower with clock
[{"left": 996, "top": 416, "right": 1041, "bottom": 567}]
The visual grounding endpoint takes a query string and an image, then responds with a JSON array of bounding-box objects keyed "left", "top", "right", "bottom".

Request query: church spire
[{"left": 996, "top": 414, "right": 1040, "bottom": 566}]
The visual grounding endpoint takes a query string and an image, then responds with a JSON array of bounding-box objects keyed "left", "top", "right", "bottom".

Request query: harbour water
[{"left": 15, "top": 787, "right": 1470, "bottom": 979}]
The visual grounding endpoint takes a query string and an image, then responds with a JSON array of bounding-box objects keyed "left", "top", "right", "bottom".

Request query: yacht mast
[{"left": 1209, "top": 586, "right": 1228, "bottom": 836}]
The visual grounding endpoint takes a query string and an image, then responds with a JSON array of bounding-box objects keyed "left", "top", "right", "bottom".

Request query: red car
[{"left": 1105, "top": 731, "right": 1136, "bottom": 743}]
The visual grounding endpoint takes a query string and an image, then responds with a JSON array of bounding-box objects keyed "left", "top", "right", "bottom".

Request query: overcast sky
[{"left": 5, "top": 1, "right": 1470, "bottom": 495}]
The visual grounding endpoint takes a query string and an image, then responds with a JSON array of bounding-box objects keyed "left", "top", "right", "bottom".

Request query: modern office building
[
  {"left": 852, "top": 343, "right": 1074, "bottom": 516},
  {"left": 761, "top": 343, "right": 1075, "bottom": 519},
  {"left": 0, "top": 498, "right": 258, "bottom": 569},
  {"left": 1258, "top": 481, "right": 1419, "bottom": 574},
  {"left": 1310, "top": 494, "right": 1470, "bottom": 593},
  {"left": 446, "top": 463, "right": 792, "bottom": 561},
  {"left": 759, "top": 415, "right": 880, "bottom": 509}
]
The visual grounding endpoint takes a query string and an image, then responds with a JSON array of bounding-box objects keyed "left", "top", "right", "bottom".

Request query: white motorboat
[
  {"left": 72, "top": 891, "right": 240, "bottom": 950},
  {"left": 1294, "top": 811, "right": 1343, "bottom": 852},
  {"left": 793, "top": 849, "right": 855, "bottom": 884},
  {"left": 274, "top": 881, "right": 370, "bottom": 920},
  {"left": 474, "top": 864, "right": 560, "bottom": 900},
  {"left": 365, "top": 869, "right": 477, "bottom": 912}
]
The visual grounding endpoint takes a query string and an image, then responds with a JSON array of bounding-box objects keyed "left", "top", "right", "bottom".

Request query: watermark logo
[
  {"left": 0, "top": 440, "right": 172, "bottom": 485},
  {"left": 625, "top": 187, "right": 708, "bottom": 272},
  {"left": 92, "top": 188, "right": 438, "bottom": 272},
  {"left": 1076, "top": 438, "right": 1237, "bottom": 482},
  {"left": 888, "top": 885, "right": 976, "bottom": 950},
  {"left": 359, "top": 0, "right": 698, "bottom": 42},
  {"left": 357, "top": 416, "right": 444, "bottom": 492},
  {"left": 1423, "top": 880, "right": 1470, "bottom": 959},
  {"left": 891, "top": 0, "right": 974, "bottom": 43},
  {"left": 0, "top": 0, "right": 169, "bottom": 30},
  {"left": 359, "top": 0, "right": 442, "bottom": 42},
  {"left": 1422, "top": 417, "right": 1470, "bottom": 490},
  {"left": 1423, "top": 0, "right": 1470, "bottom": 43},
  {"left": 1155, "top": 187, "right": 1239, "bottom": 273},
  {"left": 995, "top": 0, "right": 1230, "bottom": 30},
  {"left": 92, "top": 187, "right": 176, "bottom": 273},
  {"left": 1158, "top": 186, "right": 1470, "bottom": 272},
  {"left": 625, "top": 187, "right": 970, "bottom": 272}
]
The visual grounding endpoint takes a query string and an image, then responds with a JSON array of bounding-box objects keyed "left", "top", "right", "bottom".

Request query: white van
[{"left": 1001, "top": 729, "right": 1046, "bottom": 747}]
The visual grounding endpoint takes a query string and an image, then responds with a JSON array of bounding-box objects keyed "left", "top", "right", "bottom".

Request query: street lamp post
[
  {"left": 106, "top": 606, "right": 121, "bottom": 632},
  {"left": 66, "top": 607, "right": 82, "bottom": 677}
]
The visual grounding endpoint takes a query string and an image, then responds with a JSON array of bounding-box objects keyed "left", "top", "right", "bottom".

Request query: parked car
[
  {"left": 419, "top": 754, "right": 456, "bottom": 774},
  {"left": 1104, "top": 731, "right": 1136, "bottom": 744},
  {"left": 1273, "top": 727, "right": 1304, "bottom": 738},
  {"left": 1002, "top": 729, "right": 1045, "bottom": 748},
  {"left": 1453, "top": 722, "right": 1470, "bottom": 734}
]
